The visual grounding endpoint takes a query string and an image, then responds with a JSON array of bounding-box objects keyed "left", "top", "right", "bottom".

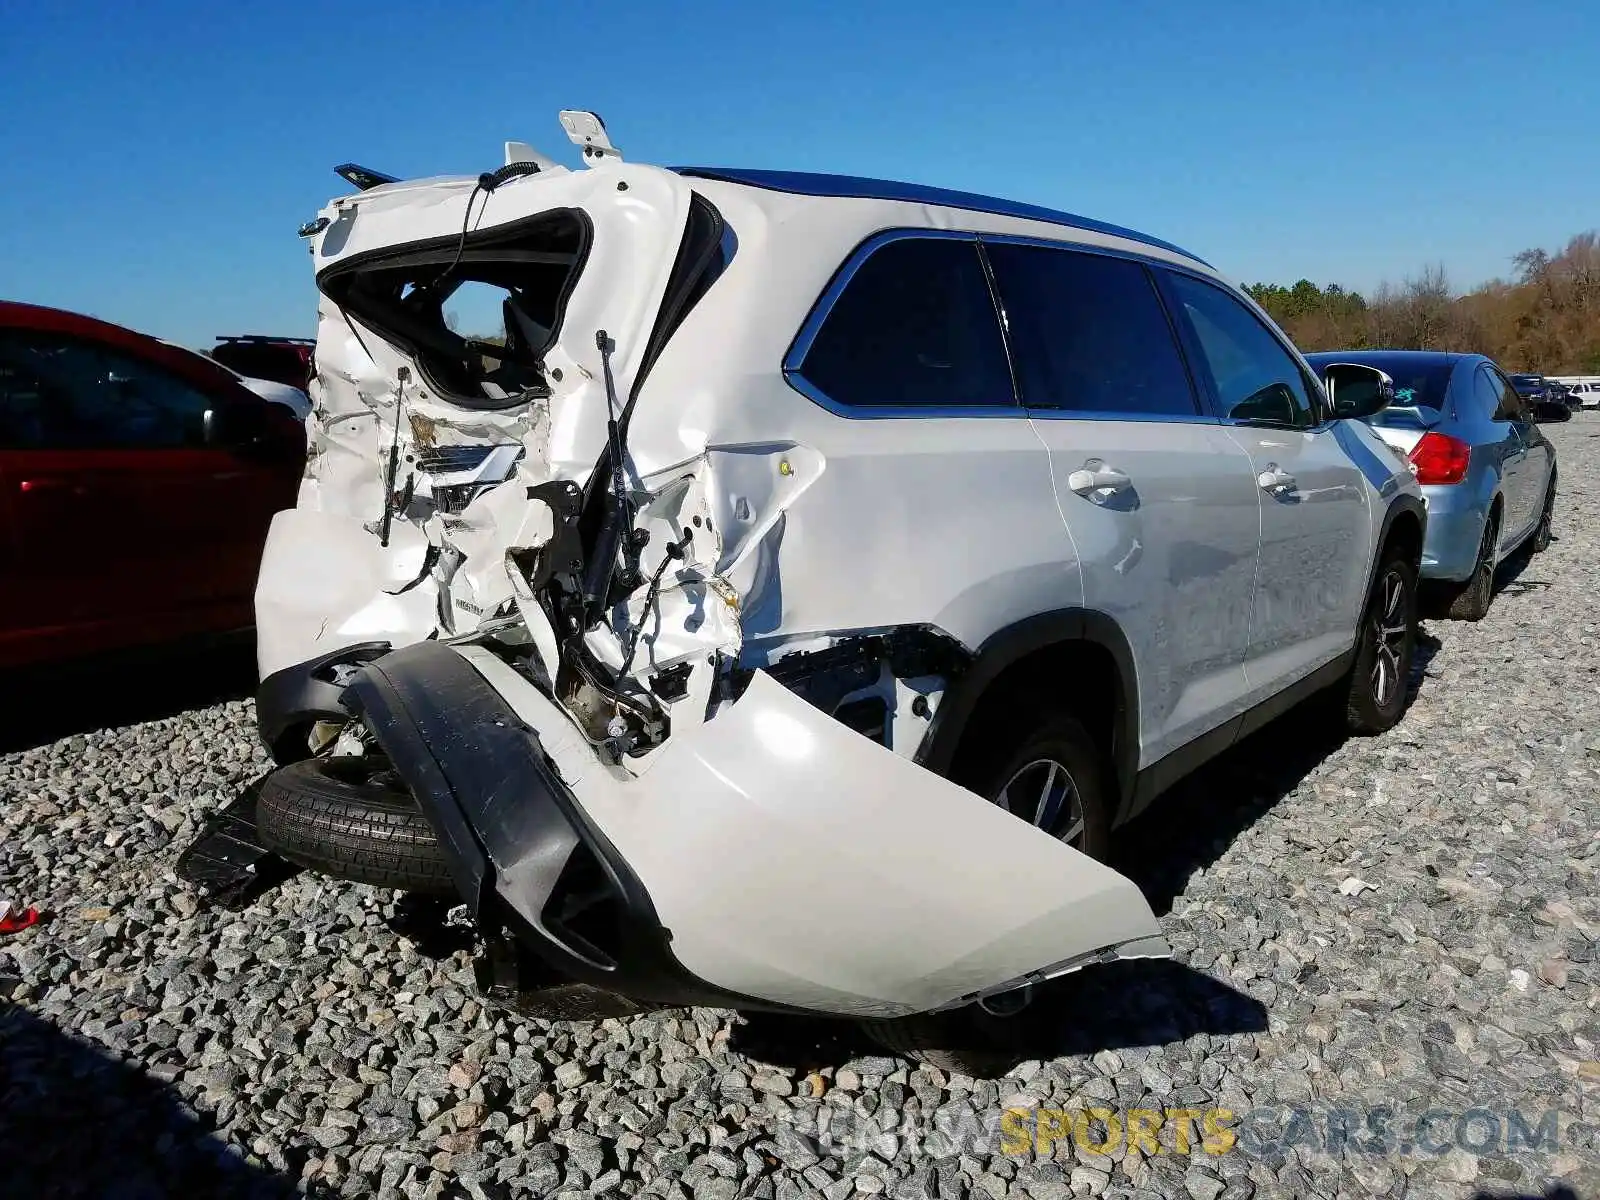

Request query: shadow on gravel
[
  {"left": 385, "top": 895, "right": 478, "bottom": 959},
  {"left": 1495, "top": 541, "right": 1551, "bottom": 597},
  {"left": 1114, "top": 629, "right": 1441, "bottom": 918},
  {"left": 731, "top": 959, "right": 1268, "bottom": 1074},
  {"left": 1469, "top": 1190, "right": 1579, "bottom": 1200},
  {"left": 0, "top": 634, "right": 258, "bottom": 756},
  {"left": 0, "top": 1002, "right": 308, "bottom": 1199}
]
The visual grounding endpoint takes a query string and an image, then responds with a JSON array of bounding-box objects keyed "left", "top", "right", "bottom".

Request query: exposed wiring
[
  {"left": 615, "top": 531, "right": 691, "bottom": 684},
  {"left": 432, "top": 161, "right": 545, "bottom": 293}
]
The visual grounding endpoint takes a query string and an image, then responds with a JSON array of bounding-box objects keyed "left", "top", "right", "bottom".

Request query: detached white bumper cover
[{"left": 355, "top": 642, "right": 1167, "bottom": 1021}]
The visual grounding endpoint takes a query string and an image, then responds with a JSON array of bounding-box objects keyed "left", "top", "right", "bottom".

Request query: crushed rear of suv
[{"left": 179, "top": 112, "right": 1423, "bottom": 1070}]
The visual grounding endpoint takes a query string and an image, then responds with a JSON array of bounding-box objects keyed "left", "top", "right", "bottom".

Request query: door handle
[
  {"left": 1067, "top": 461, "right": 1132, "bottom": 498},
  {"left": 1257, "top": 465, "right": 1297, "bottom": 496}
]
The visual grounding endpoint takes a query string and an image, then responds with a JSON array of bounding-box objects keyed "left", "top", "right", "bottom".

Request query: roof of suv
[{"left": 677, "top": 167, "right": 1204, "bottom": 264}]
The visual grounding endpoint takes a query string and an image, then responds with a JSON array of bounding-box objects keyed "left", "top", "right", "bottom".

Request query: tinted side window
[
  {"left": 0, "top": 331, "right": 215, "bottom": 450},
  {"left": 984, "top": 243, "right": 1198, "bottom": 417},
  {"left": 1166, "top": 273, "right": 1318, "bottom": 428},
  {"left": 1473, "top": 366, "right": 1507, "bottom": 420},
  {"left": 0, "top": 350, "right": 56, "bottom": 449},
  {"left": 1486, "top": 367, "right": 1524, "bottom": 421},
  {"left": 797, "top": 237, "right": 1014, "bottom": 409}
]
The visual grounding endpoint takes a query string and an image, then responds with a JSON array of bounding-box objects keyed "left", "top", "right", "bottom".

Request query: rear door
[
  {"left": 981, "top": 240, "right": 1261, "bottom": 767},
  {"left": 1482, "top": 365, "right": 1538, "bottom": 541},
  {"left": 775, "top": 231, "right": 1085, "bottom": 644},
  {"left": 0, "top": 326, "right": 298, "bottom": 660},
  {"left": 0, "top": 329, "right": 158, "bottom": 657},
  {"left": 1160, "top": 271, "right": 1374, "bottom": 703}
]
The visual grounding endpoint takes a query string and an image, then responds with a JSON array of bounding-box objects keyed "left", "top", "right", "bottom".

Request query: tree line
[{"left": 1245, "top": 231, "right": 1600, "bottom": 374}]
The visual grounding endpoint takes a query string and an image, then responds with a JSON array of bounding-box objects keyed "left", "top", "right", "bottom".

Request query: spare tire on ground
[{"left": 256, "top": 756, "right": 457, "bottom": 896}]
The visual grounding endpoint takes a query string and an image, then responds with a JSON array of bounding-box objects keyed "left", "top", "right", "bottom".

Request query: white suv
[{"left": 199, "top": 113, "right": 1425, "bottom": 1067}]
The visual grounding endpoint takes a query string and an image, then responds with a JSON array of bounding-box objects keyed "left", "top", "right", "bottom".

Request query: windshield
[{"left": 1304, "top": 354, "right": 1455, "bottom": 409}]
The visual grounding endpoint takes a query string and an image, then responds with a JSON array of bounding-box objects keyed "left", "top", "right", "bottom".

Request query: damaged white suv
[{"left": 183, "top": 113, "right": 1424, "bottom": 1067}]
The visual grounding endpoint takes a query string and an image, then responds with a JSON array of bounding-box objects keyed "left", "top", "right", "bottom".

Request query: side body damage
[{"left": 245, "top": 123, "right": 1171, "bottom": 1019}]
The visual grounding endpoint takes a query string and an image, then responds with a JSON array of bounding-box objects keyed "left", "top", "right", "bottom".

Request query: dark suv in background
[
  {"left": 1509, "top": 373, "right": 1574, "bottom": 422},
  {"left": 209, "top": 335, "right": 315, "bottom": 389}
]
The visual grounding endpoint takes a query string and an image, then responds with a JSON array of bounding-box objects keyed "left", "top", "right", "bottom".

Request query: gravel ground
[{"left": 3, "top": 420, "right": 1598, "bottom": 1200}]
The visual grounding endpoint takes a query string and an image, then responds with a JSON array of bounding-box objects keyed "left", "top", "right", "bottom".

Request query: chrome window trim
[
  {"left": 781, "top": 229, "right": 1023, "bottom": 420},
  {"left": 783, "top": 228, "right": 1222, "bottom": 424},
  {"left": 1029, "top": 408, "right": 1220, "bottom": 425}
]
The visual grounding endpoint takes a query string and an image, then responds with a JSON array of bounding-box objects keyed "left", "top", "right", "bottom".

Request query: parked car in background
[
  {"left": 1306, "top": 350, "right": 1557, "bottom": 620},
  {"left": 1570, "top": 381, "right": 1600, "bottom": 410},
  {"left": 1509, "top": 372, "right": 1548, "bottom": 399},
  {"left": 156, "top": 336, "right": 312, "bottom": 420},
  {"left": 0, "top": 302, "right": 306, "bottom": 669},
  {"left": 1508, "top": 372, "right": 1573, "bottom": 422},
  {"left": 231, "top": 372, "right": 312, "bottom": 421},
  {"left": 1549, "top": 376, "right": 1600, "bottom": 410},
  {"left": 182, "top": 117, "right": 1427, "bottom": 1072},
  {"left": 209, "top": 334, "right": 315, "bottom": 389}
]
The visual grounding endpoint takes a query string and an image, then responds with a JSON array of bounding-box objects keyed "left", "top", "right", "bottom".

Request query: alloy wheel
[
  {"left": 1369, "top": 568, "right": 1409, "bottom": 708},
  {"left": 994, "top": 758, "right": 1086, "bottom": 847}
]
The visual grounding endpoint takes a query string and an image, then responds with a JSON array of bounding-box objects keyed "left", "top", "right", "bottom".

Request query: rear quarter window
[{"left": 795, "top": 236, "right": 1014, "bottom": 410}]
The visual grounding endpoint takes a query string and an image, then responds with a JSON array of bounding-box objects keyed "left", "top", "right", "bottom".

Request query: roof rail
[{"left": 676, "top": 168, "right": 1206, "bottom": 264}]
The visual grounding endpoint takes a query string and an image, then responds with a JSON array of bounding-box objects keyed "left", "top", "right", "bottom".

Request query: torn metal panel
[{"left": 454, "top": 646, "right": 1168, "bottom": 1018}]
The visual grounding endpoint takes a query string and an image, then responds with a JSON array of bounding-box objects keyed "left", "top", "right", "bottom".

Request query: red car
[{"left": 0, "top": 302, "right": 305, "bottom": 670}]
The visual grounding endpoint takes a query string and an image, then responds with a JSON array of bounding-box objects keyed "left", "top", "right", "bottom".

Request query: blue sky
[{"left": 2, "top": 0, "right": 1596, "bottom": 349}]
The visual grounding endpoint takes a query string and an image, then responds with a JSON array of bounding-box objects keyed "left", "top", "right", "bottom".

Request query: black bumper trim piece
[
  {"left": 255, "top": 641, "right": 392, "bottom": 762},
  {"left": 173, "top": 778, "right": 300, "bottom": 910},
  {"left": 344, "top": 641, "right": 813, "bottom": 1015}
]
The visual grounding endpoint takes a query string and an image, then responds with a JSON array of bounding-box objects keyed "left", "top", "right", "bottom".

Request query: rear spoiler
[
  {"left": 334, "top": 163, "right": 399, "bottom": 191},
  {"left": 1370, "top": 403, "right": 1444, "bottom": 429}
]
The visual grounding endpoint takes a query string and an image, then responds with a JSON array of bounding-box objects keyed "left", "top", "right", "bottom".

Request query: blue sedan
[{"left": 1305, "top": 350, "right": 1558, "bottom": 620}]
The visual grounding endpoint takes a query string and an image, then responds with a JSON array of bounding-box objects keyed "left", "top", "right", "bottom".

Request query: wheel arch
[
  {"left": 1371, "top": 492, "right": 1427, "bottom": 585},
  {"left": 1382, "top": 497, "right": 1426, "bottom": 565},
  {"left": 915, "top": 608, "right": 1140, "bottom": 812}
]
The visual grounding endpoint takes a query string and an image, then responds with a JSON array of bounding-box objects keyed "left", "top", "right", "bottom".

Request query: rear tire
[
  {"left": 1443, "top": 510, "right": 1498, "bottom": 622},
  {"left": 1532, "top": 472, "right": 1556, "bottom": 553},
  {"left": 1345, "top": 547, "right": 1418, "bottom": 735},
  {"left": 256, "top": 756, "right": 456, "bottom": 896},
  {"left": 859, "top": 711, "right": 1112, "bottom": 1074}
]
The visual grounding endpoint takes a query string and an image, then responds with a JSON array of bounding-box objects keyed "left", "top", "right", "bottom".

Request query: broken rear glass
[{"left": 318, "top": 209, "right": 589, "bottom": 409}]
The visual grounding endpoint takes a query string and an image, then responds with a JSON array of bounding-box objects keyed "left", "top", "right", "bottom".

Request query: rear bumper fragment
[
  {"left": 344, "top": 641, "right": 806, "bottom": 1014},
  {"left": 255, "top": 640, "right": 392, "bottom": 763}
]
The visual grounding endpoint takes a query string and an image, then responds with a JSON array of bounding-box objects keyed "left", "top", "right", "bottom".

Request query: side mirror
[
  {"left": 1322, "top": 363, "right": 1396, "bottom": 420},
  {"left": 1229, "top": 382, "right": 1300, "bottom": 425}
]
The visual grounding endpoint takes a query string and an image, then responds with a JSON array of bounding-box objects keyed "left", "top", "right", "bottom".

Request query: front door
[
  {"left": 981, "top": 240, "right": 1262, "bottom": 767},
  {"left": 1159, "top": 271, "right": 1374, "bottom": 703}
]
